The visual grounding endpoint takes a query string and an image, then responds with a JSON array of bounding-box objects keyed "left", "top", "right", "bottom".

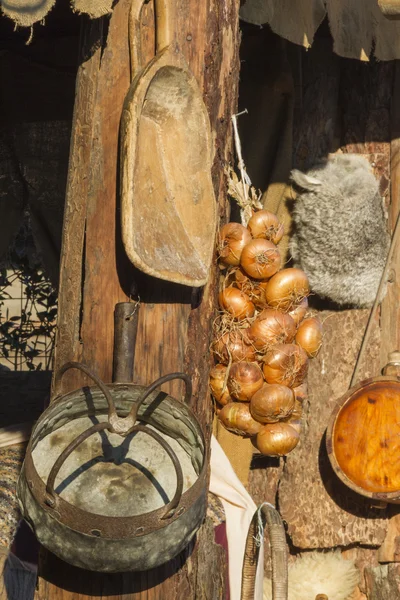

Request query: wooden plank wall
[{"left": 36, "top": 0, "right": 240, "bottom": 598}]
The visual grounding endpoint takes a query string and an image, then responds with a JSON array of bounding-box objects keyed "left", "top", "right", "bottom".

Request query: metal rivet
[
  {"left": 66, "top": 402, "right": 73, "bottom": 409},
  {"left": 177, "top": 507, "right": 185, "bottom": 516},
  {"left": 43, "top": 419, "right": 49, "bottom": 427},
  {"left": 135, "top": 527, "right": 144, "bottom": 535},
  {"left": 90, "top": 529, "right": 102, "bottom": 537},
  {"left": 186, "top": 34, "right": 192, "bottom": 41},
  {"left": 172, "top": 410, "right": 180, "bottom": 419}
]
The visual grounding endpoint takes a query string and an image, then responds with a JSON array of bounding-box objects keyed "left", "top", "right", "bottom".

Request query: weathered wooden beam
[{"left": 38, "top": 0, "right": 240, "bottom": 598}]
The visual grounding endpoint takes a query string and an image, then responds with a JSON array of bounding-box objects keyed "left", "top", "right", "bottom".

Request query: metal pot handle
[
  {"left": 54, "top": 361, "right": 120, "bottom": 423},
  {"left": 129, "top": 372, "right": 192, "bottom": 423},
  {"left": 44, "top": 420, "right": 184, "bottom": 520},
  {"left": 54, "top": 364, "right": 192, "bottom": 435}
]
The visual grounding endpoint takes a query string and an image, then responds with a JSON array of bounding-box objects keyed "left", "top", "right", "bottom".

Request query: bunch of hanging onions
[{"left": 210, "top": 209, "right": 323, "bottom": 457}]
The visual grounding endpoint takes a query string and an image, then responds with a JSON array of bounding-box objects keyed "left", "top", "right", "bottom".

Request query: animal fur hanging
[
  {"left": 290, "top": 154, "right": 390, "bottom": 308},
  {"left": 263, "top": 551, "right": 359, "bottom": 600}
]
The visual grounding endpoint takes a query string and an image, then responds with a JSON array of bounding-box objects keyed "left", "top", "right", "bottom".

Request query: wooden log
[
  {"left": 38, "top": 0, "right": 240, "bottom": 598},
  {"left": 365, "top": 564, "right": 400, "bottom": 599},
  {"left": 376, "top": 61, "right": 400, "bottom": 565},
  {"left": 278, "top": 310, "right": 388, "bottom": 549}
]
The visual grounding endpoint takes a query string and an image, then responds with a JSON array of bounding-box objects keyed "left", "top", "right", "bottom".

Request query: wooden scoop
[{"left": 120, "top": 0, "right": 217, "bottom": 287}]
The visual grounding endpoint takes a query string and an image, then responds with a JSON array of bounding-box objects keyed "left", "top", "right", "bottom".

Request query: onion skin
[
  {"left": 240, "top": 239, "right": 281, "bottom": 280},
  {"left": 284, "top": 417, "right": 302, "bottom": 434},
  {"left": 209, "top": 364, "right": 231, "bottom": 406},
  {"left": 218, "top": 223, "right": 252, "bottom": 267},
  {"left": 248, "top": 309, "right": 296, "bottom": 351},
  {"left": 218, "top": 287, "right": 255, "bottom": 320},
  {"left": 265, "top": 268, "right": 310, "bottom": 311},
  {"left": 234, "top": 269, "right": 269, "bottom": 310},
  {"left": 212, "top": 330, "right": 256, "bottom": 364},
  {"left": 293, "top": 383, "right": 308, "bottom": 403},
  {"left": 287, "top": 399, "right": 303, "bottom": 421},
  {"left": 262, "top": 343, "right": 308, "bottom": 388},
  {"left": 247, "top": 210, "right": 284, "bottom": 244},
  {"left": 255, "top": 423, "right": 300, "bottom": 456},
  {"left": 227, "top": 361, "right": 264, "bottom": 401},
  {"left": 295, "top": 317, "right": 323, "bottom": 358},
  {"left": 250, "top": 383, "right": 294, "bottom": 423},
  {"left": 288, "top": 297, "right": 308, "bottom": 326},
  {"left": 218, "top": 402, "right": 262, "bottom": 436}
]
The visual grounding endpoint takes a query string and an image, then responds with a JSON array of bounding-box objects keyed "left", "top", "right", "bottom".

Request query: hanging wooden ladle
[{"left": 120, "top": 0, "right": 217, "bottom": 287}]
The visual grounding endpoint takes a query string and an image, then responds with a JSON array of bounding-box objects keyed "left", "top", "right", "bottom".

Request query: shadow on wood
[{"left": 38, "top": 538, "right": 196, "bottom": 595}]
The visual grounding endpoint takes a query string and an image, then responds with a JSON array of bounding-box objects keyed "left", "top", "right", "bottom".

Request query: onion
[
  {"left": 218, "top": 402, "right": 262, "bottom": 436},
  {"left": 227, "top": 362, "right": 264, "bottom": 401},
  {"left": 218, "top": 288, "right": 255, "bottom": 320},
  {"left": 234, "top": 269, "right": 269, "bottom": 310},
  {"left": 265, "top": 268, "right": 309, "bottom": 311},
  {"left": 288, "top": 297, "right": 308, "bottom": 326},
  {"left": 262, "top": 343, "right": 308, "bottom": 388},
  {"left": 289, "top": 399, "right": 303, "bottom": 420},
  {"left": 295, "top": 317, "right": 323, "bottom": 358},
  {"left": 247, "top": 210, "right": 284, "bottom": 244},
  {"left": 248, "top": 309, "right": 296, "bottom": 352},
  {"left": 212, "top": 329, "right": 256, "bottom": 364},
  {"left": 284, "top": 416, "right": 302, "bottom": 434},
  {"left": 209, "top": 364, "right": 231, "bottom": 406},
  {"left": 240, "top": 239, "right": 281, "bottom": 280},
  {"left": 255, "top": 423, "right": 300, "bottom": 456},
  {"left": 218, "top": 223, "right": 252, "bottom": 267},
  {"left": 250, "top": 383, "right": 294, "bottom": 423},
  {"left": 293, "top": 383, "right": 308, "bottom": 403}
]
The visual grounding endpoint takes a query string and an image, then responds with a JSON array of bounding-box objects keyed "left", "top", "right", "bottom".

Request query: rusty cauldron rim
[{"left": 21, "top": 378, "right": 208, "bottom": 541}]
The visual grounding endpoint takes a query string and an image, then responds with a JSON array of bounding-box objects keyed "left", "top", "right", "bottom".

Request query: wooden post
[{"left": 36, "top": 0, "right": 240, "bottom": 598}]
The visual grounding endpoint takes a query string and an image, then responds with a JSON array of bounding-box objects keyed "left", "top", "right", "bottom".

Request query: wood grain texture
[
  {"left": 332, "top": 380, "right": 400, "bottom": 494},
  {"left": 52, "top": 20, "right": 103, "bottom": 395},
  {"left": 120, "top": 39, "right": 217, "bottom": 286},
  {"left": 375, "top": 60, "right": 400, "bottom": 566},
  {"left": 278, "top": 310, "right": 388, "bottom": 549},
  {"left": 365, "top": 564, "right": 400, "bottom": 599},
  {"left": 41, "top": 0, "right": 240, "bottom": 597}
]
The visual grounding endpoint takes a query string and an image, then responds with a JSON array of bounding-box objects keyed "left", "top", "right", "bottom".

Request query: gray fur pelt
[{"left": 290, "top": 154, "right": 390, "bottom": 308}]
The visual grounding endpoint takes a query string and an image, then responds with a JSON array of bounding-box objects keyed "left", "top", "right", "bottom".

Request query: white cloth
[{"left": 210, "top": 435, "right": 264, "bottom": 600}]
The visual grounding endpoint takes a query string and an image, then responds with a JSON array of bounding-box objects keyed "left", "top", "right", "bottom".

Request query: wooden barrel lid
[{"left": 326, "top": 376, "right": 400, "bottom": 501}]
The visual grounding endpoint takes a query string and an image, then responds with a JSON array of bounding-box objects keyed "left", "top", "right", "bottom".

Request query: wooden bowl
[{"left": 326, "top": 375, "right": 400, "bottom": 503}]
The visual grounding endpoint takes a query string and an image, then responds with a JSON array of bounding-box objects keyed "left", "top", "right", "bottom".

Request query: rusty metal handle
[
  {"left": 54, "top": 362, "right": 138, "bottom": 435},
  {"left": 113, "top": 301, "right": 140, "bottom": 384},
  {"left": 45, "top": 421, "right": 184, "bottom": 519},
  {"left": 54, "top": 362, "right": 119, "bottom": 422},
  {"left": 45, "top": 421, "right": 111, "bottom": 507},
  {"left": 45, "top": 422, "right": 183, "bottom": 519},
  {"left": 128, "top": 372, "right": 192, "bottom": 423}
]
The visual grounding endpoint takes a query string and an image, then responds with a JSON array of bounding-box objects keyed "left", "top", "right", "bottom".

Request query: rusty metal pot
[{"left": 17, "top": 302, "right": 207, "bottom": 572}]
